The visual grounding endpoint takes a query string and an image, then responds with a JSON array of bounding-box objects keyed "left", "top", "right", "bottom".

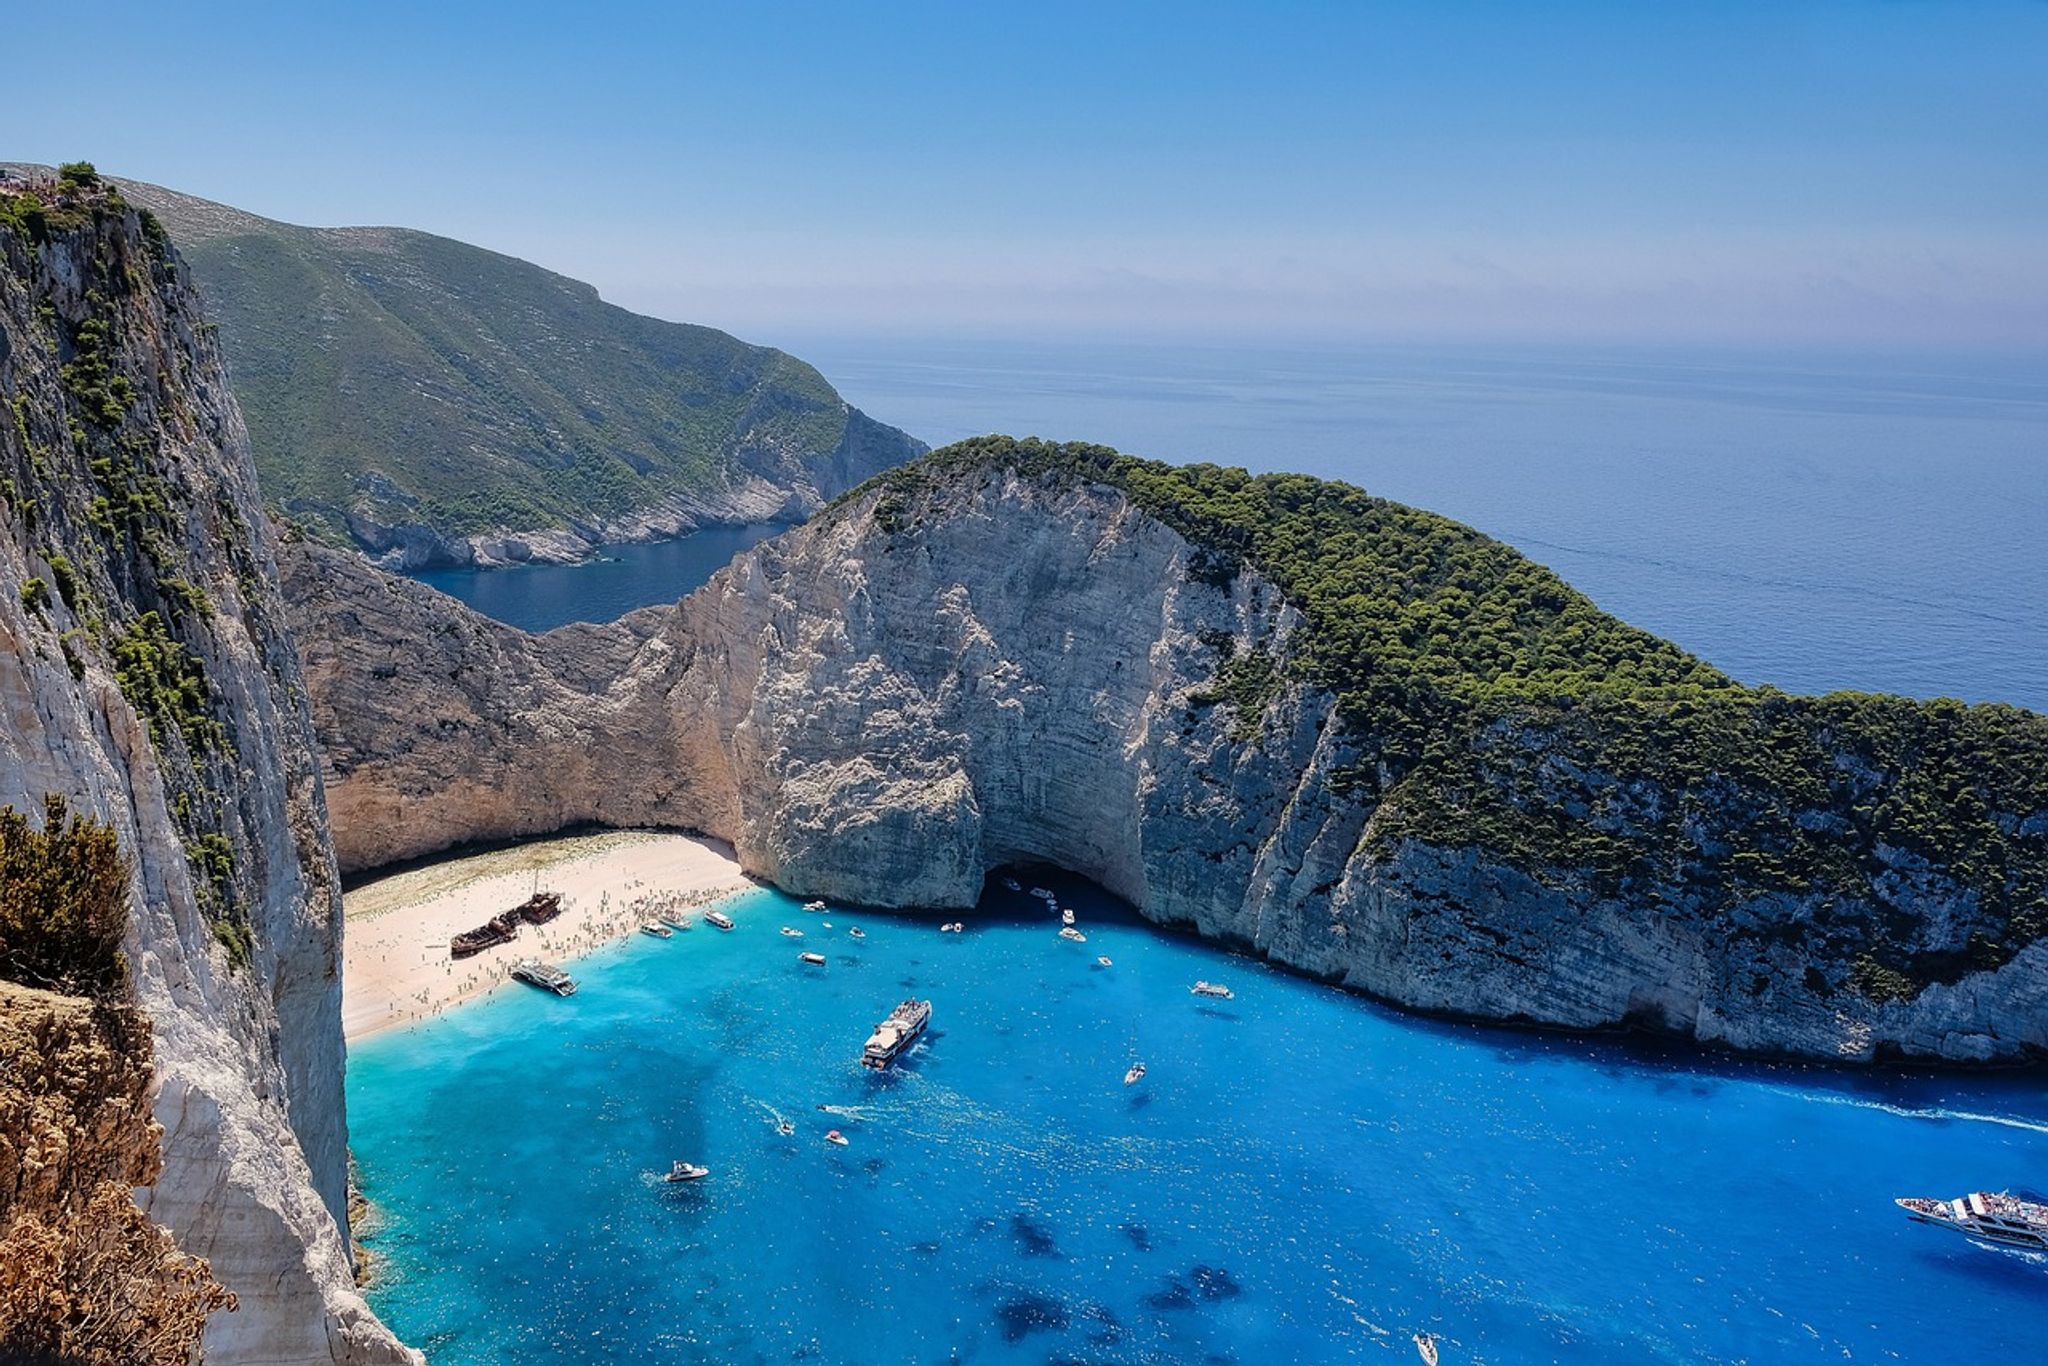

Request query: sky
[{"left": 9, "top": 1, "right": 2046, "bottom": 348}]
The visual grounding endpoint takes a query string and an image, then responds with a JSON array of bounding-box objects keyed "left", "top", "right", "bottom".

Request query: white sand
[{"left": 341, "top": 830, "right": 752, "bottom": 1040}]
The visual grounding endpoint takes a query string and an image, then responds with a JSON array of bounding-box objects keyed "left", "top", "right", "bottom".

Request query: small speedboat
[
  {"left": 1003, "top": 878, "right": 1021, "bottom": 892},
  {"left": 802, "top": 900, "right": 826, "bottom": 912},
  {"left": 1097, "top": 955, "right": 1113, "bottom": 967},
  {"left": 663, "top": 1161, "right": 709, "bottom": 1183},
  {"left": 780, "top": 926, "right": 804, "bottom": 938},
  {"left": 1413, "top": 1332, "right": 1439, "bottom": 1366},
  {"left": 848, "top": 927, "right": 866, "bottom": 940},
  {"left": 939, "top": 922, "right": 964, "bottom": 933},
  {"left": 706, "top": 911, "right": 734, "bottom": 931},
  {"left": 1060, "top": 907, "right": 1075, "bottom": 926},
  {"left": 659, "top": 912, "right": 692, "bottom": 930},
  {"left": 1190, "top": 980, "right": 1233, "bottom": 999},
  {"left": 1059, "top": 926, "right": 1087, "bottom": 943},
  {"left": 825, "top": 1130, "right": 849, "bottom": 1147},
  {"left": 639, "top": 921, "right": 673, "bottom": 939},
  {"left": 800, "top": 952, "right": 827, "bottom": 966},
  {"left": 1124, "top": 1062, "right": 1146, "bottom": 1086},
  {"left": 777, "top": 1120, "right": 795, "bottom": 1136}
]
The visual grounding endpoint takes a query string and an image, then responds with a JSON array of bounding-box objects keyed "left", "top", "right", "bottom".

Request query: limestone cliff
[
  {"left": 0, "top": 168, "right": 414, "bottom": 1360},
  {"left": 282, "top": 440, "right": 2048, "bottom": 1067}
]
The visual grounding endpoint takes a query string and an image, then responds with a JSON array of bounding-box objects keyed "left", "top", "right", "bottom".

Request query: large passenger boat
[
  {"left": 860, "top": 998, "right": 932, "bottom": 1069},
  {"left": 510, "top": 959, "right": 576, "bottom": 996},
  {"left": 1896, "top": 1190, "right": 2048, "bottom": 1249}
]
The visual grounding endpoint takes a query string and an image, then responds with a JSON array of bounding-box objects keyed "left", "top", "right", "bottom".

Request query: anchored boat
[
  {"left": 1058, "top": 926, "right": 1087, "bottom": 943},
  {"left": 663, "top": 1161, "right": 709, "bottom": 1184},
  {"left": 510, "top": 959, "right": 576, "bottom": 996},
  {"left": 780, "top": 926, "right": 804, "bottom": 938},
  {"left": 1897, "top": 1190, "right": 2048, "bottom": 1249},
  {"left": 1190, "top": 980, "right": 1234, "bottom": 1000},
  {"left": 802, "top": 899, "right": 826, "bottom": 912},
  {"left": 706, "top": 910, "right": 735, "bottom": 931},
  {"left": 799, "top": 951, "right": 827, "bottom": 965},
  {"left": 659, "top": 912, "right": 692, "bottom": 930},
  {"left": 1124, "top": 1061, "right": 1146, "bottom": 1086},
  {"left": 639, "top": 921, "right": 673, "bottom": 939},
  {"left": 861, "top": 998, "right": 932, "bottom": 1069}
]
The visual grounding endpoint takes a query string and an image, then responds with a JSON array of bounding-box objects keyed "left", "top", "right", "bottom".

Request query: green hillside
[{"left": 101, "top": 175, "right": 923, "bottom": 557}]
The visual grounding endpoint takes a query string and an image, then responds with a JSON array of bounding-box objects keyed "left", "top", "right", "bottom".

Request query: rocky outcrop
[
  {"left": 0, "top": 983, "right": 233, "bottom": 1363},
  {"left": 281, "top": 452, "right": 2048, "bottom": 1067},
  {"left": 0, "top": 171, "right": 414, "bottom": 1360}
]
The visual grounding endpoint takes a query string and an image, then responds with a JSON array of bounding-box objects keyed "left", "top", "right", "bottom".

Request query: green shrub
[{"left": 0, "top": 795, "right": 129, "bottom": 996}]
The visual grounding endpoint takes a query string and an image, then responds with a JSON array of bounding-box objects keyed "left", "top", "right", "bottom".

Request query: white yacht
[
  {"left": 802, "top": 899, "right": 826, "bottom": 912},
  {"left": 639, "top": 921, "right": 673, "bottom": 939},
  {"left": 800, "top": 951, "right": 827, "bottom": 966},
  {"left": 663, "top": 1161, "right": 709, "bottom": 1184},
  {"left": 706, "top": 910, "right": 735, "bottom": 931},
  {"left": 1058, "top": 926, "right": 1087, "bottom": 943},
  {"left": 1190, "top": 980, "right": 1234, "bottom": 999},
  {"left": 1123, "top": 1061, "right": 1146, "bottom": 1086},
  {"left": 1897, "top": 1190, "right": 2048, "bottom": 1249},
  {"left": 780, "top": 926, "right": 804, "bottom": 938}
]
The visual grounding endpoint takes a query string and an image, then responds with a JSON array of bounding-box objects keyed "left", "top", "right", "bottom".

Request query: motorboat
[
  {"left": 639, "top": 921, "right": 673, "bottom": 939},
  {"left": 663, "top": 1161, "right": 709, "bottom": 1184},
  {"left": 802, "top": 899, "right": 826, "bottom": 912},
  {"left": 1896, "top": 1190, "right": 2048, "bottom": 1249},
  {"left": 1413, "top": 1332, "right": 1439, "bottom": 1366},
  {"left": 1061, "top": 907, "right": 1075, "bottom": 926},
  {"left": 780, "top": 926, "right": 804, "bottom": 938},
  {"left": 939, "top": 922, "right": 964, "bottom": 933},
  {"left": 1124, "top": 1062, "right": 1146, "bottom": 1086},
  {"left": 1190, "top": 980, "right": 1234, "bottom": 999},
  {"left": 1003, "top": 878, "right": 1021, "bottom": 892},
  {"left": 1029, "top": 887, "right": 1054, "bottom": 901},
  {"left": 1059, "top": 926, "right": 1087, "bottom": 943},
  {"left": 800, "top": 952, "right": 827, "bottom": 965},
  {"left": 848, "top": 927, "right": 866, "bottom": 939},
  {"left": 706, "top": 910, "right": 734, "bottom": 931},
  {"left": 777, "top": 1120, "right": 795, "bottom": 1136},
  {"left": 825, "top": 1129, "right": 849, "bottom": 1146},
  {"left": 1097, "top": 955, "right": 1113, "bottom": 967}
]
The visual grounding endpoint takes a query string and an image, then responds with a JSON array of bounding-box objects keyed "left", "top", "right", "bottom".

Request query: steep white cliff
[
  {"left": 283, "top": 458, "right": 2048, "bottom": 1067},
  {"left": 0, "top": 176, "right": 414, "bottom": 1361}
]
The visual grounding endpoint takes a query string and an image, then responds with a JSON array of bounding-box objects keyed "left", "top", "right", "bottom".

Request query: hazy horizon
[{"left": 11, "top": 1, "right": 2046, "bottom": 350}]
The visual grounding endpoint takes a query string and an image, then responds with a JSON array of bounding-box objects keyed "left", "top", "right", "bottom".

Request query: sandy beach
[{"left": 341, "top": 830, "right": 752, "bottom": 1040}]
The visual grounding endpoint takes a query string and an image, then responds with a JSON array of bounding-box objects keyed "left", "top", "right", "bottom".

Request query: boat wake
[{"left": 1785, "top": 1091, "right": 2048, "bottom": 1137}]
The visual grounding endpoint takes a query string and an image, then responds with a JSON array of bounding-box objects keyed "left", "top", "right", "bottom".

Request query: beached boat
[
  {"left": 825, "top": 1129, "right": 849, "bottom": 1146},
  {"left": 663, "top": 1161, "right": 709, "bottom": 1184},
  {"left": 800, "top": 951, "right": 827, "bottom": 965},
  {"left": 514, "top": 891, "right": 563, "bottom": 925},
  {"left": 659, "top": 912, "right": 691, "bottom": 930},
  {"left": 780, "top": 926, "right": 804, "bottom": 938},
  {"left": 1190, "top": 980, "right": 1233, "bottom": 999},
  {"left": 1058, "top": 926, "right": 1087, "bottom": 943},
  {"left": 510, "top": 959, "right": 576, "bottom": 996},
  {"left": 1124, "top": 1061, "right": 1146, "bottom": 1085},
  {"left": 1896, "top": 1190, "right": 2048, "bottom": 1249},
  {"left": 639, "top": 921, "right": 673, "bottom": 939},
  {"left": 802, "top": 899, "right": 826, "bottom": 912},
  {"left": 706, "top": 910, "right": 735, "bottom": 931},
  {"left": 861, "top": 998, "right": 932, "bottom": 1069}
]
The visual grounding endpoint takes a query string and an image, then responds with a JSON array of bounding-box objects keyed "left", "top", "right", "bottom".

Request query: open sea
[{"left": 361, "top": 341, "right": 2048, "bottom": 1362}]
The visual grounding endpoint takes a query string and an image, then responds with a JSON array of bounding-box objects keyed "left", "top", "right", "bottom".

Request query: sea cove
[{"left": 348, "top": 877, "right": 2048, "bottom": 1364}]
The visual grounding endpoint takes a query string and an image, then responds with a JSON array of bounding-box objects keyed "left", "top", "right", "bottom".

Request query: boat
[
  {"left": 510, "top": 959, "right": 576, "bottom": 996},
  {"left": 514, "top": 891, "right": 563, "bottom": 925},
  {"left": 1003, "top": 878, "right": 1021, "bottom": 892},
  {"left": 663, "top": 1161, "right": 709, "bottom": 1184},
  {"left": 825, "top": 1129, "right": 849, "bottom": 1146},
  {"left": 659, "top": 912, "right": 692, "bottom": 930},
  {"left": 802, "top": 899, "right": 826, "bottom": 912},
  {"left": 1097, "top": 955, "right": 1113, "bottom": 967},
  {"left": 1413, "top": 1332, "right": 1439, "bottom": 1366},
  {"left": 706, "top": 910, "right": 735, "bottom": 931},
  {"left": 450, "top": 910, "right": 521, "bottom": 959},
  {"left": 639, "top": 921, "right": 673, "bottom": 939},
  {"left": 777, "top": 1120, "right": 795, "bottom": 1136},
  {"left": 1059, "top": 926, "right": 1087, "bottom": 943},
  {"left": 1124, "top": 1061, "right": 1146, "bottom": 1085},
  {"left": 939, "top": 922, "right": 964, "bottom": 933},
  {"left": 780, "top": 926, "right": 804, "bottom": 938},
  {"left": 1029, "top": 887, "right": 1054, "bottom": 901},
  {"left": 800, "top": 952, "right": 827, "bottom": 965},
  {"left": 848, "top": 927, "right": 866, "bottom": 939},
  {"left": 1896, "top": 1190, "right": 2048, "bottom": 1249},
  {"left": 1061, "top": 907, "right": 1075, "bottom": 926},
  {"left": 860, "top": 998, "right": 932, "bottom": 1070},
  {"left": 1190, "top": 980, "right": 1233, "bottom": 999}
]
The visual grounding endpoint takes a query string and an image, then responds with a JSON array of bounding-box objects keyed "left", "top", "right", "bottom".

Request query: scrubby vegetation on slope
[{"left": 856, "top": 437, "right": 2048, "bottom": 999}]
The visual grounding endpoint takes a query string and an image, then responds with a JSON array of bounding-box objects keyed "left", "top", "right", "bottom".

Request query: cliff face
[
  {"left": 282, "top": 451, "right": 2048, "bottom": 1067},
  {"left": 0, "top": 173, "right": 414, "bottom": 1361}
]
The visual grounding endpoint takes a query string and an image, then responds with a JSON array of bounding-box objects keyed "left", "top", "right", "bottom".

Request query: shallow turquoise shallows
[{"left": 346, "top": 879, "right": 2047, "bottom": 1363}]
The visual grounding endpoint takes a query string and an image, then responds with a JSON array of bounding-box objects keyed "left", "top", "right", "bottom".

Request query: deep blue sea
[
  {"left": 360, "top": 341, "right": 2048, "bottom": 1361},
  {"left": 349, "top": 879, "right": 2048, "bottom": 1364}
]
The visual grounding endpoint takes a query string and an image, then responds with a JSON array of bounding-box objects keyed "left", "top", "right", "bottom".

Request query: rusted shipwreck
[{"left": 450, "top": 891, "right": 564, "bottom": 958}]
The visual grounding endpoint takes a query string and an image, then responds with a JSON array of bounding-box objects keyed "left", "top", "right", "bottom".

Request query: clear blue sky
[{"left": 10, "top": 1, "right": 2045, "bottom": 347}]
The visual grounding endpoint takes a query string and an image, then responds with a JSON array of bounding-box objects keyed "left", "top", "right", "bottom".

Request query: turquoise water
[{"left": 348, "top": 878, "right": 2048, "bottom": 1363}]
